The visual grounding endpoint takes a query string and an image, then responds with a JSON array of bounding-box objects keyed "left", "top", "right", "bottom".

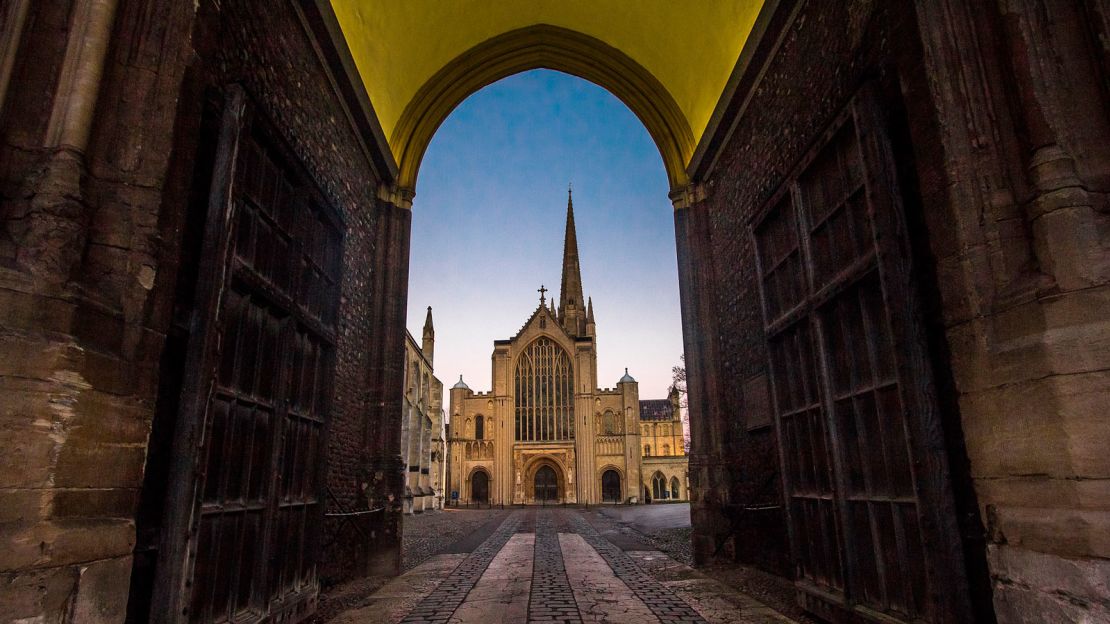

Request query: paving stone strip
[
  {"left": 528, "top": 514, "right": 583, "bottom": 624},
  {"left": 568, "top": 513, "right": 707, "bottom": 624},
  {"left": 398, "top": 512, "right": 523, "bottom": 624}
]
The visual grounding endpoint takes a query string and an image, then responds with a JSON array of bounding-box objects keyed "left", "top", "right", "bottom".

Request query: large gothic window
[{"left": 514, "top": 338, "right": 574, "bottom": 441}]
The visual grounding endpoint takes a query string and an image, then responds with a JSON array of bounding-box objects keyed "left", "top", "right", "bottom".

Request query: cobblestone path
[{"left": 330, "top": 509, "right": 797, "bottom": 624}]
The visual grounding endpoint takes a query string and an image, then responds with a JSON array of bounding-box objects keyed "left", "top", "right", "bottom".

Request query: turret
[
  {"left": 448, "top": 375, "right": 471, "bottom": 440},
  {"left": 618, "top": 368, "right": 640, "bottom": 437},
  {"left": 422, "top": 306, "right": 435, "bottom": 364}
]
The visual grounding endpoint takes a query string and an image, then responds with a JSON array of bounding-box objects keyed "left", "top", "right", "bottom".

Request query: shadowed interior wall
[
  {"left": 684, "top": 1, "right": 1110, "bottom": 622},
  {"left": 0, "top": 1, "right": 406, "bottom": 622}
]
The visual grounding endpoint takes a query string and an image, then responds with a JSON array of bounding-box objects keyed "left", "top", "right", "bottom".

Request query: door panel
[
  {"left": 471, "top": 472, "right": 489, "bottom": 503},
  {"left": 158, "top": 87, "right": 343, "bottom": 624},
  {"left": 753, "top": 88, "right": 968, "bottom": 622},
  {"left": 535, "top": 466, "right": 558, "bottom": 502},
  {"left": 601, "top": 470, "right": 621, "bottom": 502}
]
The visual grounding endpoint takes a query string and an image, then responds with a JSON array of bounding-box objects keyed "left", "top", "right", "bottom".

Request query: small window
[
  {"left": 644, "top": 444, "right": 651, "bottom": 456},
  {"left": 475, "top": 415, "right": 485, "bottom": 440}
]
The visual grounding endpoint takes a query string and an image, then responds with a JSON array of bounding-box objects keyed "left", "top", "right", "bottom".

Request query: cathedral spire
[
  {"left": 559, "top": 185, "right": 586, "bottom": 335},
  {"left": 422, "top": 306, "right": 435, "bottom": 363}
]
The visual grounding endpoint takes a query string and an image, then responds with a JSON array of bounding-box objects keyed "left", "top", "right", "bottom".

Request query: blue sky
[{"left": 406, "top": 69, "right": 683, "bottom": 406}]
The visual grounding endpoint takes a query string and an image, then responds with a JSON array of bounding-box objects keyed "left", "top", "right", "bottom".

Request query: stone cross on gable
[{"left": 537, "top": 284, "right": 548, "bottom": 305}]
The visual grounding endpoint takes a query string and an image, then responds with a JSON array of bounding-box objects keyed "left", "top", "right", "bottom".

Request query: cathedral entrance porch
[{"left": 519, "top": 454, "right": 574, "bottom": 505}]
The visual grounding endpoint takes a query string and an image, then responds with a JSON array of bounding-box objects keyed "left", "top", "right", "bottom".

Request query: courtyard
[{"left": 319, "top": 506, "right": 810, "bottom": 624}]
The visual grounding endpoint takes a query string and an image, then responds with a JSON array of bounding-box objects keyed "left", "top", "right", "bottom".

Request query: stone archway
[
  {"left": 523, "top": 457, "right": 568, "bottom": 504},
  {"left": 390, "top": 25, "right": 695, "bottom": 195},
  {"left": 470, "top": 469, "right": 490, "bottom": 503}
]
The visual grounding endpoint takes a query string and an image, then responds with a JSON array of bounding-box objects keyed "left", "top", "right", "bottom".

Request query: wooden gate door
[
  {"left": 471, "top": 472, "right": 489, "bottom": 503},
  {"left": 601, "top": 470, "right": 621, "bottom": 503},
  {"left": 534, "top": 466, "right": 558, "bottom": 503},
  {"left": 752, "top": 87, "right": 971, "bottom": 623},
  {"left": 155, "top": 87, "right": 344, "bottom": 624}
]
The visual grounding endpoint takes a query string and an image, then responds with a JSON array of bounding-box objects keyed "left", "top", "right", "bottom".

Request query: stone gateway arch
[{"left": 0, "top": 1, "right": 1106, "bottom": 623}]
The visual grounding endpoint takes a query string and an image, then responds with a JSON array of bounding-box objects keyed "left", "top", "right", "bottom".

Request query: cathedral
[{"left": 446, "top": 192, "right": 687, "bottom": 505}]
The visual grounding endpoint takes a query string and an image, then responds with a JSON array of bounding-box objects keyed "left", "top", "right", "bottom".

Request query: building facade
[
  {"left": 400, "top": 308, "right": 446, "bottom": 513},
  {"left": 639, "top": 389, "right": 689, "bottom": 503},
  {"left": 446, "top": 193, "right": 688, "bottom": 506}
]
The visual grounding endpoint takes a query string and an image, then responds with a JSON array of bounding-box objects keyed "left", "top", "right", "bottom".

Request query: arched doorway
[
  {"left": 534, "top": 465, "right": 559, "bottom": 503},
  {"left": 471, "top": 471, "right": 489, "bottom": 503},
  {"left": 601, "top": 469, "right": 621, "bottom": 503},
  {"left": 670, "top": 477, "right": 680, "bottom": 500}
]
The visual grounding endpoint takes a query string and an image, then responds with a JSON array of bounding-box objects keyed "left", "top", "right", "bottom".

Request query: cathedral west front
[{"left": 446, "top": 192, "right": 687, "bottom": 505}]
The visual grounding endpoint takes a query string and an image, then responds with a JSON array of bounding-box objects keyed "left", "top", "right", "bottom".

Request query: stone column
[
  {"left": 362, "top": 187, "right": 412, "bottom": 576},
  {"left": 0, "top": 2, "right": 195, "bottom": 622},
  {"left": 672, "top": 184, "right": 730, "bottom": 562},
  {"left": 912, "top": 2, "right": 1110, "bottom": 620}
]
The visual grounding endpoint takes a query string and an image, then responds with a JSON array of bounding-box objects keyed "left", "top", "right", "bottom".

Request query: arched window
[
  {"left": 671, "top": 477, "right": 681, "bottom": 500},
  {"left": 475, "top": 415, "right": 484, "bottom": 440},
  {"left": 603, "top": 410, "right": 617, "bottom": 434},
  {"left": 644, "top": 444, "right": 651, "bottom": 456},
  {"left": 515, "top": 338, "right": 574, "bottom": 441},
  {"left": 652, "top": 473, "right": 667, "bottom": 500}
]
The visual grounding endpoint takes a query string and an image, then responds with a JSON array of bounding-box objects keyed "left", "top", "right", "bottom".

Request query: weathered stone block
[
  {"left": 70, "top": 556, "right": 133, "bottom": 624},
  {"left": 53, "top": 443, "right": 146, "bottom": 489},
  {"left": 0, "top": 519, "right": 134, "bottom": 571},
  {"left": 989, "top": 544, "right": 1110, "bottom": 624},
  {"left": 0, "top": 565, "right": 79, "bottom": 624},
  {"left": 52, "top": 488, "right": 138, "bottom": 520},
  {"left": 990, "top": 505, "right": 1110, "bottom": 560},
  {"left": 0, "top": 490, "right": 48, "bottom": 524},
  {"left": 0, "top": 281, "right": 76, "bottom": 335},
  {"left": 62, "top": 390, "right": 150, "bottom": 447},
  {"left": 960, "top": 380, "right": 1069, "bottom": 478}
]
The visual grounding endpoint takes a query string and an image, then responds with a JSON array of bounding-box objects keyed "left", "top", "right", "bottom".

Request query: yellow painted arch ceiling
[{"left": 330, "top": 1, "right": 763, "bottom": 188}]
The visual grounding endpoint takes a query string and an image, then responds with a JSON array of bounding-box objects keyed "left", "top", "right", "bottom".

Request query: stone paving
[{"left": 329, "top": 508, "right": 798, "bottom": 624}]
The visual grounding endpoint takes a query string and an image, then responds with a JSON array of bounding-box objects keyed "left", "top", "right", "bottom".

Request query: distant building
[
  {"left": 639, "top": 388, "right": 689, "bottom": 503},
  {"left": 401, "top": 307, "right": 446, "bottom": 513},
  {"left": 446, "top": 190, "right": 686, "bottom": 505}
]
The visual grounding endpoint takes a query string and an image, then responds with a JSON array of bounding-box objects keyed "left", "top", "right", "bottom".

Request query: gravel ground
[
  {"left": 314, "top": 508, "right": 503, "bottom": 622},
  {"left": 400, "top": 508, "right": 503, "bottom": 571},
  {"left": 703, "top": 564, "right": 822, "bottom": 624}
]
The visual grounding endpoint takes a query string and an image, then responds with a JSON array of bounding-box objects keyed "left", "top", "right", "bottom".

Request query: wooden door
[
  {"left": 471, "top": 472, "right": 489, "bottom": 503},
  {"left": 155, "top": 87, "right": 343, "bottom": 624},
  {"left": 601, "top": 470, "right": 621, "bottom": 502},
  {"left": 534, "top": 466, "right": 558, "bottom": 502},
  {"left": 752, "top": 88, "right": 970, "bottom": 622}
]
